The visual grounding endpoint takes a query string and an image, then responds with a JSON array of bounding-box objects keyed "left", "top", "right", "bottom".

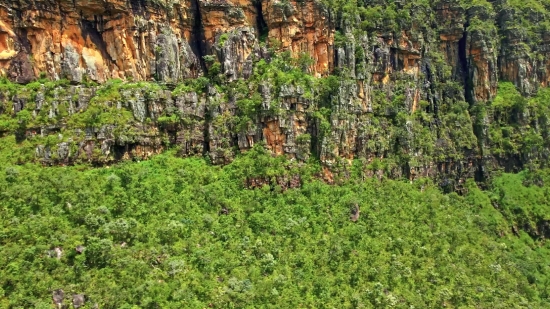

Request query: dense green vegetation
[
  {"left": 1, "top": 1, "right": 550, "bottom": 307},
  {"left": 1, "top": 144, "right": 549, "bottom": 308}
]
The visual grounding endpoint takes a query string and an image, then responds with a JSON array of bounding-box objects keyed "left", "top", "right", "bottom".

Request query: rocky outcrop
[
  {"left": 72, "top": 294, "right": 85, "bottom": 309},
  {"left": 0, "top": 0, "right": 336, "bottom": 82},
  {"left": 496, "top": 2, "right": 549, "bottom": 95},
  {"left": 1, "top": 0, "right": 550, "bottom": 189},
  {"left": 0, "top": 0, "right": 546, "bottom": 91},
  {"left": 52, "top": 289, "right": 64, "bottom": 309},
  {"left": 262, "top": 0, "right": 334, "bottom": 76},
  {"left": 0, "top": 0, "right": 201, "bottom": 83}
]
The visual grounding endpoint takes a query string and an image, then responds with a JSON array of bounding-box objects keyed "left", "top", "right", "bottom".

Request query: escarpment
[{"left": 1, "top": 0, "right": 550, "bottom": 189}]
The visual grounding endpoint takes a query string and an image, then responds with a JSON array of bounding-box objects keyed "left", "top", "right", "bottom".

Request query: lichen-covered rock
[
  {"left": 0, "top": 0, "right": 200, "bottom": 83},
  {"left": 52, "top": 289, "right": 64, "bottom": 308},
  {"left": 174, "top": 91, "right": 207, "bottom": 156},
  {"left": 72, "top": 294, "right": 85, "bottom": 309},
  {"left": 1, "top": 0, "right": 550, "bottom": 190},
  {"left": 214, "top": 27, "right": 260, "bottom": 81},
  {"left": 207, "top": 85, "right": 236, "bottom": 164},
  {"left": 262, "top": 0, "right": 334, "bottom": 77}
]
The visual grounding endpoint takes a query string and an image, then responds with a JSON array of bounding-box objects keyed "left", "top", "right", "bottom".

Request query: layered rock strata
[{"left": 1, "top": 0, "right": 550, "bottom": 189}]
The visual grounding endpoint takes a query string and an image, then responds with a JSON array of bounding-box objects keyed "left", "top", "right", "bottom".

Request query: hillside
[
  {"left": 1, "top": 148, "right": 550, "bottom": 308},
  {"left": 1, "top": 0, "right": 550, "bottom": 307}
]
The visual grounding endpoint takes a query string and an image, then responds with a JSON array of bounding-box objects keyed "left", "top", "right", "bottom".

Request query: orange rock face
[
  {"left": 0, "top": 0, "right": 200, "bottom": 83},
  {"left": 2, "top": 0, "right": 550, "bottom": 189},
  {"left": 263, "top": 119, "right": 285, "bottom": 155},
  {"left": 262, "top": 0, "right": 333, "bottom": 77},
  {"left": 0, "top": 0, "right": 334, "bottom": 83}
]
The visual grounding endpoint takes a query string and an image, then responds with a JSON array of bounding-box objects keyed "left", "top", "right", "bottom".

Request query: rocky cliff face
[
  {"left": 1, "top": 0, "right": 549, "bottom": 189},
  {"left": 0, "top": 0, "right": 333, "bottom": 82}
]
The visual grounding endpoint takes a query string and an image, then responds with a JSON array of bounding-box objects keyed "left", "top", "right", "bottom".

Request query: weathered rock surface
[
  {"left": 72, "top": 294, "right": 85, "bottom": 309},
  {"left": 1, "top": 0, "right": 550, "bottom": 189},
  {"left": 52, "top": 289, "right": 64, "bottom": 308},
  {"left": 0, "top": 0, "right": 335, "bottom": 82}
]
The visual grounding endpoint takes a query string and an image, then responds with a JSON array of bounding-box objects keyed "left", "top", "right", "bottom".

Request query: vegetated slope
[
  {"left": 1, "top": 0, "right": 550, "bottom": 307},
  {"left": 1, "top": 146, "right": 549, "bottom": 308}
]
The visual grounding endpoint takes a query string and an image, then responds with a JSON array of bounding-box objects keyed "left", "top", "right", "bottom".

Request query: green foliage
[
  {"left": 488, "top": 82, "right": 550, "bottom": 160},
  {"left": 490, "top": 170, "right": 550, "bottom": 238},
  {"left": 0, "top": 146, "right": 549, "bottom": 307},
  {"left": 0, "top": 6, "right": 550, "bottom": 307},
  {"left": 172, "top": 77, "right": 210, "bottom": 96},
  {"left": 218, "top": 33, "right": 229, "bottom": 47},
  {"left": 68, "top": 103, "right": 134, "bottom": 129},
  {"left": 157, "top": 114, "right": 180, "bottom": 127}
]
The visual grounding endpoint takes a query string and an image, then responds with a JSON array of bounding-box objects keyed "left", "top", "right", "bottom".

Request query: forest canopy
[
  {"left": 1, "top": 0, "right": 550, "bottom": 307},
  {"left": 0, "top": 144, "right": 549, "bottom": 308}
]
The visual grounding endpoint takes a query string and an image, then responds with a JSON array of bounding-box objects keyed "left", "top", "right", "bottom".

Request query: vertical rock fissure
[
  {"left": 460, "top": 23, "right": 486, "bottom": 182},
  {"left": 254, "top": 0, "right": 268, "bottom": 42},
  {"left": 15, "top": 27, "right": 31, "bottom": 54},
  {"left": 80, "top": 20, "right": 112, "bottom": 64},
  {"left": 203, "top": 112, "right": 211, "bottom": 154},
  {"left": 458, "top": 25, "right": 472, "bottom": 106},
  {"left": 423, "top": 60, "right": 438, "bottom": 119},
  {"left": 129, "top": 0, "right": 147, "bottom": 15},
  {"left": 188, "top": 0, "right": 209, "bottom": 153},
  {"left": 190, "top": 0, "right": 207, "bottom": 72}
]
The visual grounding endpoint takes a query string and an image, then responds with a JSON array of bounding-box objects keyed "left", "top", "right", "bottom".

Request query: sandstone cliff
[{"left": 1, "top": 0, "right": 550, "bottom": 189}]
